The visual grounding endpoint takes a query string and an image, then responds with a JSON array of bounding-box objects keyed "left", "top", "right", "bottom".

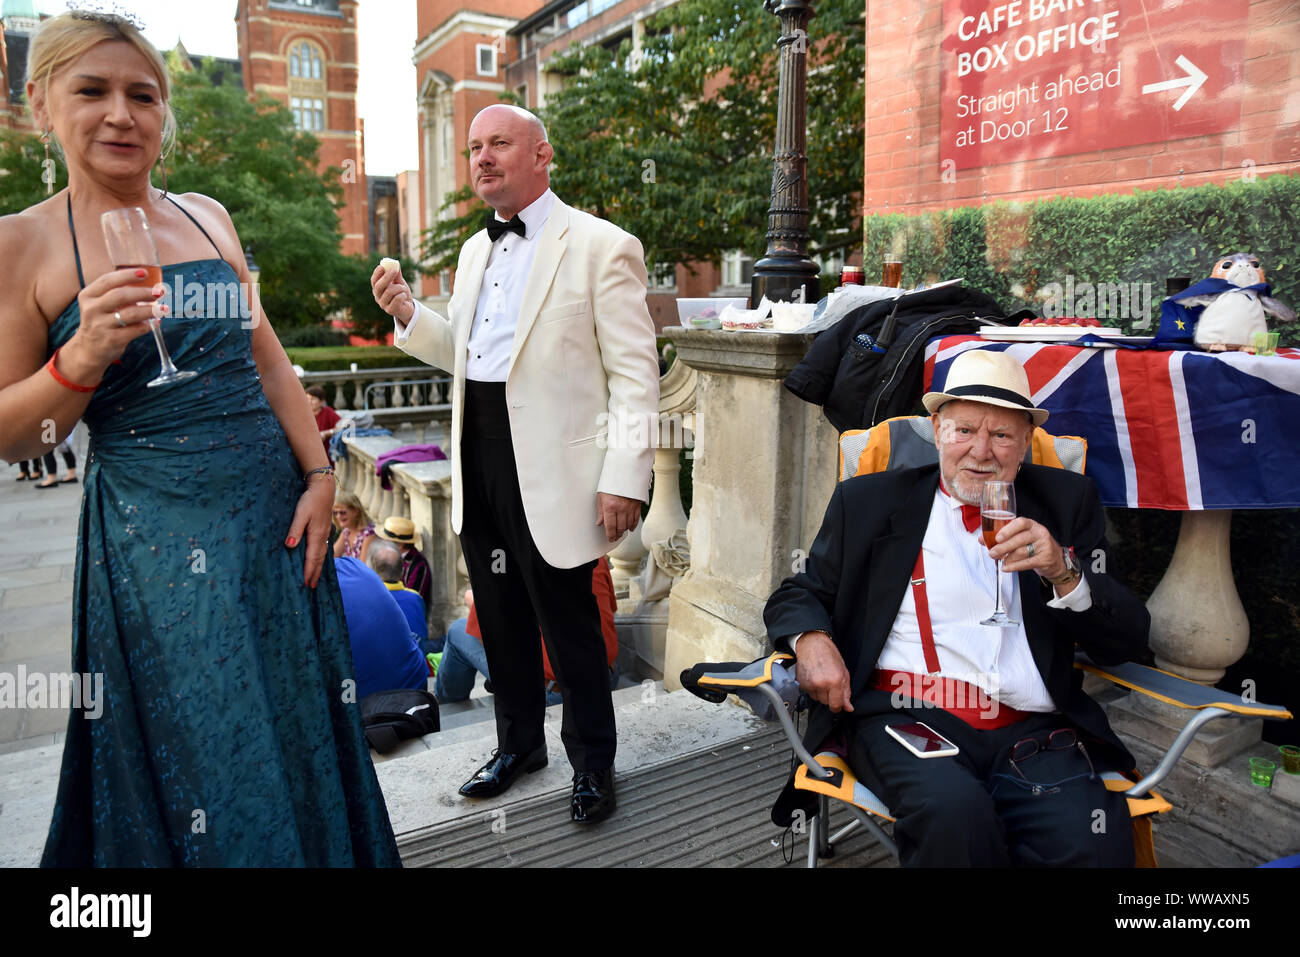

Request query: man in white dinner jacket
[{"left": 371, "top": 104, "right": 659, "bottom": 823}]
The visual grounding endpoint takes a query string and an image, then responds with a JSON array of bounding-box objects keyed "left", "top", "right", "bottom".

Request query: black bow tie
[{"left": 485, "top": 212, "right": 526, "bottom": 242}]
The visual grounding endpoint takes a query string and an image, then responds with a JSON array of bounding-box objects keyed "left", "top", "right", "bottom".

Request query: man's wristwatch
[{"left": 1042, "top": 546, "right": 1083, "bottom": 586}]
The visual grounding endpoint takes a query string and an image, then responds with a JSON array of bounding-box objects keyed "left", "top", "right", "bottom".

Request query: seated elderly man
[{"left": 765, "top": 349, "right": 1149, "bottom": 867}]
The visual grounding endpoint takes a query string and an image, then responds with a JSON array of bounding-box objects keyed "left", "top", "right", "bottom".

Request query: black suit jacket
[{"left": 764, "top": 463, "right": 1150, "bottom": 791}]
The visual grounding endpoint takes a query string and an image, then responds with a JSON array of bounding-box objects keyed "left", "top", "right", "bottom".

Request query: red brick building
[
  {"left": 412, "top": 0, "right": 533, "bottom": 303},
  {"left": 236, "top": 0, "right": 368, "bottom": 255},
  {"left": 864, "top": 0, "right": 1300, "bottom": 215}
]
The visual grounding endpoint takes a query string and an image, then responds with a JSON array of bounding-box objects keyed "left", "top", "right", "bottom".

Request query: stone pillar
[
  {"left": 661, "top": 327, "right": 838, "bottom": 690},
  {"left": 1106, "top": 509, "right": 1259, "bottom": 767},
  {"left": 388, "top": 459, "right": 467, "bottom": 639}
]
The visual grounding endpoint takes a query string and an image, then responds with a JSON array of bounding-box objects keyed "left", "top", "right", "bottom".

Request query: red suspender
[{"left": 910, "top": 549, "right": 941, "bottom": 675}]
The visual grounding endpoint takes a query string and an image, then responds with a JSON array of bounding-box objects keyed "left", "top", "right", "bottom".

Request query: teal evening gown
[{"left": 41, "top": 200, "right": 402, "bottom": 866}]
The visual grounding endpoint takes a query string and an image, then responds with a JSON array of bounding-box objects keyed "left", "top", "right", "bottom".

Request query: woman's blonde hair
[
  {"left": 25, "top": 11, "right": 178, "bottom": 164},
  {"left": 333, "top": 490, "right": 370, "bottom": 530}
]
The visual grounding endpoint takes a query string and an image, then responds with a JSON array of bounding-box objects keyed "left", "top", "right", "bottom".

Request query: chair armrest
[
  {"left": 1075, "top": 651, "right": 1294, "bottom": 797},
  {"left": 1074, "top": 651, "right": 1293, "bottom": 720},
  {"left": 680, "top": 653, "right": 833, "bottom": 780}
]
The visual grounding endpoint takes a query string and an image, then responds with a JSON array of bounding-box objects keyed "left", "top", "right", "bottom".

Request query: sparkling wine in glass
[
  {"left": 100, "top": 206, "right": 196, "bottom": 388},
  {"left": 980, "top": 480, "right": 1018, "bottom": 627}
]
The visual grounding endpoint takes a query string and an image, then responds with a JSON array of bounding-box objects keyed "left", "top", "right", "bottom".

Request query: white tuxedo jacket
[{"left": 395, "top": 198, "right": 660, "bottom": 569}]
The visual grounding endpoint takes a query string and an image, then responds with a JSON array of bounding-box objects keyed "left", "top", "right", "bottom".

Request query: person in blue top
[
  {"left": 366, "top": 539, "right": 429, "bottom": 646},
  {"left": 0, "top": 11, "right": 399, "bottom": 867},
  {"left": 335, "top": 556, "right": 430, "bottom": 700}
]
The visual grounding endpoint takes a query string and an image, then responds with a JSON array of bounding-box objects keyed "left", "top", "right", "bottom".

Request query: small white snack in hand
[{"left": 379, "top": 257, "right": 401, "bottom": 276}]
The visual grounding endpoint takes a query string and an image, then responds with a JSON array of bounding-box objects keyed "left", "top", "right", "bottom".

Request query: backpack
[
  {"left": 785, "top": 285, "right": 1015, "bottom": 432},
  {"left": 359, "top": 688, "right": 440, "bottom": 753}
]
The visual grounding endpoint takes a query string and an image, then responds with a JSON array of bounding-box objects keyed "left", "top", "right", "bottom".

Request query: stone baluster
[{"left": 661, "top": 327, "right": 836, "bottom": 689}]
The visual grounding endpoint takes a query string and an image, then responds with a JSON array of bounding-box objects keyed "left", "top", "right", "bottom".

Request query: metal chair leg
[{"left": 817, "top": 795, "right": 835, "bottom": 859}]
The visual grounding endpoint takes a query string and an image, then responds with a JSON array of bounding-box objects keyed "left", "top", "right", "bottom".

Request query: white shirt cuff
[
  {"left": 394, "top": 302, "right": 421, "bottom": 344},
  {"left": 1046, "top": 573, "right": 1092, "bottom": 611}
]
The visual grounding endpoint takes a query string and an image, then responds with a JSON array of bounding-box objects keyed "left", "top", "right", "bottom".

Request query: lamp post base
[{"left": 751, "top": 255, "right": 821, "bottom": 307}]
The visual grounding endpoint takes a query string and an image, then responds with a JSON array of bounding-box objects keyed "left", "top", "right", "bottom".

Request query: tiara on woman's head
[{"left": 66, "top": 3, "right": 146, "bottom": 31}]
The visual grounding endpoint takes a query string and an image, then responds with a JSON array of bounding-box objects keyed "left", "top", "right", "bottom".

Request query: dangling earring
[
  {"left": 40, "top": 128, "right": 54, "bottom": 196},
  {"left": 156, "top": 153, "right": 169, "bottom": 199}
]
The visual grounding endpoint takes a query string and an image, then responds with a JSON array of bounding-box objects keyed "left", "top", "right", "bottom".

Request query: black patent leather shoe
[
  {"left": 458, "top": 746, "right": 548, "bottom": 798},
  {"left": 570, "top": 768, "right": 616, "bottom": 823}
]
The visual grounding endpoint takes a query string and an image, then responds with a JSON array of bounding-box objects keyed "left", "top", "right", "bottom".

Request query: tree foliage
[{"left": 421, "top": 0, "right": 865, "bottom": 275}]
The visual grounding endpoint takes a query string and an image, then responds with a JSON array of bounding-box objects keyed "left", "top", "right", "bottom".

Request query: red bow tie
[{"left": 940, "top": 479, "right": 982, "bottom": 533}]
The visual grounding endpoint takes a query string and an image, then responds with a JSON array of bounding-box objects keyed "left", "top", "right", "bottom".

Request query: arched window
[
  {"left": 289, "top": 41, "right": 322, "bottom": 79},
  {"left": 286, "top": 39, "right": 327, "bottom": 133}
]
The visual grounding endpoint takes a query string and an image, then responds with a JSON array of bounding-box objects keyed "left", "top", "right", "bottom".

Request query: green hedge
[
  {"left": 285, "top": 346, "right": 427, "bottom": 373},
  {"left": 864, "top": 174, "right": 1300, "bottom": 341}
]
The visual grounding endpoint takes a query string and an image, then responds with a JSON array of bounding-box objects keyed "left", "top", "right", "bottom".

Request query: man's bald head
[
  {"left": 473, "top": 104, "right": 548, "bottom": 145},
  {"left": 467, "top": 104, "right": 553, "bottom": 219}
]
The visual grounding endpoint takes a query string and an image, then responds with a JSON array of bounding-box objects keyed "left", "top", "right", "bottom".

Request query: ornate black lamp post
[{"left": 750, "top": 0, "right": 821, "bottom": 307}]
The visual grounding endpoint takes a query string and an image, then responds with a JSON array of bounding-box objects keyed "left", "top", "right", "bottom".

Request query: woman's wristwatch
[{"left": 1042, "top": 545, "right": 1083, "bottom": 586}]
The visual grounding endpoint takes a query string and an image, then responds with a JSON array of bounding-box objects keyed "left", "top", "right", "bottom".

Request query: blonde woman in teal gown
[{"left": 0, "top": 11, "right": 400, "bottom": 866}]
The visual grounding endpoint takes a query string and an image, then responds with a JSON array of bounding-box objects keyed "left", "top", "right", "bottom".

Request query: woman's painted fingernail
[
  {"left": 135, "top": 269, "right": 147, "bottom": 278},
  {"left": 286, "top": 537, "right": 297, "bottom": 547}
]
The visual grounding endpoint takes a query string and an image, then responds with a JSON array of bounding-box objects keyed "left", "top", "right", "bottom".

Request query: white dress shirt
[
  {"left": 394, "top": 189, "right": 557, "bottom": 382},
  {"left": 466, "top": 189, "right": 556, "bottom": 382},
  {"left": 791, "top": 486, "right": 1092, "bottom": 713}
]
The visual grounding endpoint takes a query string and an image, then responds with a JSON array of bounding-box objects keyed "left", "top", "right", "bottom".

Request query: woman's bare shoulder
[
  {"left": 169, "top": 191, "right": 243, "bottom": 264},
  {"left": 0, "top": 199, "right": 72, "bottom": 321}
]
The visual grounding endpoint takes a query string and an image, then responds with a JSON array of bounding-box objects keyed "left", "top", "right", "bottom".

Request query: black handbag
[{"left": 359, "top": 688, "right": 440, "bottom": 753}]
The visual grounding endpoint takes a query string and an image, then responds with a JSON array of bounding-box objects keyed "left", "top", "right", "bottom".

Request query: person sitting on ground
[
  {"left": 367, "top": 539, "right": 428, "bottom": 647},
  {"left": 764, "top": 349, "right": 1150, "bottom": 867},
  {"left": 435, "top": 557, "right": 620, "bottom": 707},
  {"left": 374, "top": 516, "right": 432, "bottom": 607},
  {"left": 335, "top": 555, "right": 429, "bottom": 700},
  {"left": 332, "top": 490, "right": 375, "bottom": 562},
  {"left": 306, "top": 385, "right": 341, "bottom": 461}
]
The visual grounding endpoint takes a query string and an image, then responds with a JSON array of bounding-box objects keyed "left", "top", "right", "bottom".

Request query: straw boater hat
[
  {"left": 922, "top": 350, "right": 1049, "bottom": 427},
  {"left": 375, "top": 516, "right": 419, "bottom": 546}
]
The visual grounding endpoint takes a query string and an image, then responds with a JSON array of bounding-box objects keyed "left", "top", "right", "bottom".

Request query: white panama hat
[{"left": 922, "top": 350, "right": 1049, "bottom": 427}]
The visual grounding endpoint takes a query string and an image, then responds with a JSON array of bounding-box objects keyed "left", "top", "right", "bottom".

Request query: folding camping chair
[{"left": 681, "top": 416, "right": 1294, "bottom": 867}]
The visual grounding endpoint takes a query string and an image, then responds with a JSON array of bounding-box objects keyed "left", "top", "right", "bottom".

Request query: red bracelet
[{"left": 45, "top": 347, "right": 100, "bottom": 393}]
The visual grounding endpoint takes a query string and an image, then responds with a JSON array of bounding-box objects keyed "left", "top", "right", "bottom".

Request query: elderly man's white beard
[{"left": 946, "top": 468, "right": 993, "bottom": 504}]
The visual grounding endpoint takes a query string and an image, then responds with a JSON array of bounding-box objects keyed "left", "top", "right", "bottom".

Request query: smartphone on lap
[{"left": 886, "top": 721, "right": 960, "bottom": 758}]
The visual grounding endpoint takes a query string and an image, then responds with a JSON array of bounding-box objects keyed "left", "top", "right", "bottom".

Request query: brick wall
[{"left": 864, "top": 0, "right": 1300, "bottom": 216}]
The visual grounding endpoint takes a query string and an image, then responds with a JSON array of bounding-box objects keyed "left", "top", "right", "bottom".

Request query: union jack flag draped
[{"left": 924, "top": 336, "right": 1300, "bottom": 510}]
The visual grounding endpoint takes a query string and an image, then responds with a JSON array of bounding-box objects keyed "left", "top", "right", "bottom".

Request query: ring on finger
[
  {"left": 114, "top": 311, "right": 124, "bottom": 328},
  {"left": 1026, "top": 542, "right": 1036, "bottom": 557}
]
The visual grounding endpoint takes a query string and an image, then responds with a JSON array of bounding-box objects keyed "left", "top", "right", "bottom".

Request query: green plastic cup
[
  {"left": 1250, "top": 757, "right": 1276, "bottom": 787},
  {"left": 1280, "top": 745, "right": 1300, "bottom": 775}
]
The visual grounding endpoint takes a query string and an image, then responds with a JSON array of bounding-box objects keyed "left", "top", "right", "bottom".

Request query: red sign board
[{"left": 940, "top": 0, "right": 1248, "bottom": 170}]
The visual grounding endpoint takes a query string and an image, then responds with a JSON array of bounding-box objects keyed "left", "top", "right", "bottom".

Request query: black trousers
[
  {"left": 846, "top": 697, "right": 1134, "bottom": 867},
  {"left": 458, "top": 380, "right": 616, "bottom": 771}
]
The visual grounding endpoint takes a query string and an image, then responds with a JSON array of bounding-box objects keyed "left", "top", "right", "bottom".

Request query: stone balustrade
[
  {"left": 300, "top": 366, "right": 451, "bottom": 412},
  {"left": 335, "top": 433, "right": 468, "bottom": 640}
]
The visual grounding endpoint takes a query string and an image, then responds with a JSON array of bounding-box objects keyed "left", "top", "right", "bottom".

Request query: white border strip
[
  {"left": 1167, "top": 352, "right": 1202, "bottom": 510},
  {"left": 1031, "top": 349, "right": 1097, "bottom": 406},
  {"left": 1104, "top": 350, "right": 1139, "bottom": 508}
]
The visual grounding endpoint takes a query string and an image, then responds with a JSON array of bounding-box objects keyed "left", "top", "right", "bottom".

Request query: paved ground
[{"left": 0, "top": 432, "right": 86, "bottom": 757}]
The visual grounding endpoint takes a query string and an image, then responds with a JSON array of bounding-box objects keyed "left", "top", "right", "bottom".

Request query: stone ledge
[{"left": 664, "top": 326, "right": 818, "bottom": 379}]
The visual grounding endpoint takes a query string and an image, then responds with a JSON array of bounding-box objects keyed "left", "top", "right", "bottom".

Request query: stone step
[
  {"left": 0, "top": 684, "right": 766, "bottom": 866},
  {"left": 375, "top": 687, "right": 767, "bottom": 839}
]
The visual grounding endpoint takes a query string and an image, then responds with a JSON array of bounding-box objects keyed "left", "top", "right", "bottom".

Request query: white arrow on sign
[{"left": 1142, "top": 55, "right": 1208, "bottom": 112}]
